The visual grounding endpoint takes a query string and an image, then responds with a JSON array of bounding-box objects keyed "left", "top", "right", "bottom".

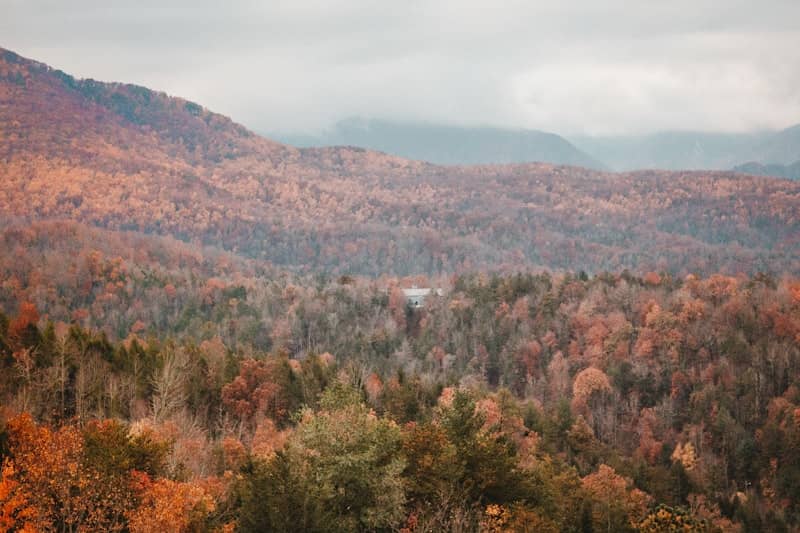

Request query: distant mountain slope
[
  {"left": 733, "top": 160, "right": 800, "bottom": 180},
  {"left": 275, "top": 118, "right": 605, "bottom": 169},
  {"left": 570, "top": 131, "right": 762, "bottom": 171},
  {"left": 2, "top": 46, "right": 799, "bottom": 276},
  {"left": 751, "top": 124, "right": 800, "bottom": 165},
  {"left": 571, "top": 126, "right": 800, "bottom": 171}
]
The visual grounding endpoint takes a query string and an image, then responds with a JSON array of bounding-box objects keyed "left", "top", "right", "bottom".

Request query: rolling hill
[{"left": 2, "top": 46, "right": 799, "bottom": 277}]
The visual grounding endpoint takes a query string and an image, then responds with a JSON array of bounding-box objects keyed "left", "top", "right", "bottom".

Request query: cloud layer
[{"left": 4, "top": 0, "right": 799, "bottom": 135}]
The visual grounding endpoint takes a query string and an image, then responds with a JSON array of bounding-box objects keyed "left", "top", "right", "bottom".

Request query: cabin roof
[{"left": 401, "top": 287, "right": 443, "bottom": 297}]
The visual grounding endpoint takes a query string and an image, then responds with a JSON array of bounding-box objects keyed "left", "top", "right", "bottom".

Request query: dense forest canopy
[
  {"left": 1, "top": 46, "right": 799, "bottom": 532},
  {"left": 1, "top": 267, "right": 799, "bottom": 531}
]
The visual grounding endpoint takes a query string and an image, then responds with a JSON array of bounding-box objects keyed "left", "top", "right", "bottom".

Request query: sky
[{"left": 3, "top": 0, "right": 800, "bottom": 136}]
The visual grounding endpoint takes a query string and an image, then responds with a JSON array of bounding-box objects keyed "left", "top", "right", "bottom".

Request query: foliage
[
  {"left": 2, "top": 48, "right": 800, "bottom": 278},
  {"left": 238, "top": 384, "right": 405, "bottom": 531}
]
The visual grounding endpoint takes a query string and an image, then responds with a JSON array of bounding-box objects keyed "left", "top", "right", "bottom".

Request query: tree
[
  {"left": 581, "top": 464, "right": 651, "bottom": 533},
  {"left": 0, "top": 461, "right": 37, "bottom": 532},
  {"left": 2, "top": 414, "right": 172, "bottom": 532},
  {"left": 8, "top": 302, "right": 40, "bottom": 351},
  {"left": 638, "top": 504, "right": 712, "bottom": 532},
  {"left": 572, "top": 367, "right": 615, "bottom": 441},
  {"left": 437, "top": 389, "right": 523, "bottom": 504},
  {"left": 238, "top": 383, "right": 406, "bottom": 532},
  {"left": 221, "top": 356, "right": 296, "bottom": 428},
  {"left": 401, "top": 421, "right": 461, "bottom": 506},
  {"left": 126, "top": 472, "right": 215, "bottom": 533}
]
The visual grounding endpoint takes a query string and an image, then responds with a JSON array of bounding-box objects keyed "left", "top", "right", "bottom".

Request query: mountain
[
  {"left": 274, "top": 117, "right": 605, "bottom": 169},
  {"left": 570, "top": 131, "right": 759, "bottom": 171},
  {"left": 2, "top": 46, "right": 799, "bottom": 276},
  {"left": 571, "top": 126, "right": 800, "bottom": 171},
  {"left": 733, "top": 160, "right": 800, "bottom": 180},
  {"left": 750, "top": 124, "right": 800, "bottom": 165}
]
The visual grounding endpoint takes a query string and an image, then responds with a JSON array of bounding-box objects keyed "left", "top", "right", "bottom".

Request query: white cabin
[{"left": 402, "top": 287, "right": 444, "bottom": 308}]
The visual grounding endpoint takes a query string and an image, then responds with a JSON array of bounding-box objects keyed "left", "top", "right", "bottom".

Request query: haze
[{"left": 3, "top": 0, "right": 800, "bottom": 136}]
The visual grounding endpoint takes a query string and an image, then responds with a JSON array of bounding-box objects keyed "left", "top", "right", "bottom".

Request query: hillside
[
  {"left": 2, "top": 46, "right": 800, "bottom": 276},
  {"left": 274, "top": 117, "right": 605, "bottom": 169}
]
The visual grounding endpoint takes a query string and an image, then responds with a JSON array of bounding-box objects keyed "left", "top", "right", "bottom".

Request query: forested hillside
[
  {"left": 2, "top": 47, "right": 799, "bottom": 277},
  {"left": 2, "top": 46, "right": 800, "bottom": 532}
]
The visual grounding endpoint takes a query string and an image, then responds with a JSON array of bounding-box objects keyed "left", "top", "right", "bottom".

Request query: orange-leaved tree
[{"left": 126, "top": 471, "right": 215, "bottom": 533}]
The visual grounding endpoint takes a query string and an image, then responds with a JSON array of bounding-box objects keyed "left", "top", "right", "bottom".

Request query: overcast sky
[{"left": 3, "top": 0, "right": 800, "bottom": 136}]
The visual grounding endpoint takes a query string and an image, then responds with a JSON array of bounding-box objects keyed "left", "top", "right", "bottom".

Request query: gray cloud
[{"left": 2, "top": 0, "right": 799, "bottom": 135}]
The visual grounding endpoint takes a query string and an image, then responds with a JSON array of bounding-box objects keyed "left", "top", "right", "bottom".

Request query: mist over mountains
[
  {"left": 273, "top": 118, "right": 604, "bottom": 169},
  {"left": 276, "top": 120, "right": 800, "bottom": 176},
  {"left": 572, "top": 126, "right": 800, "bottom": 172},
  {"left": 732, "top": 160, "right": 800, "bottom": 181}
]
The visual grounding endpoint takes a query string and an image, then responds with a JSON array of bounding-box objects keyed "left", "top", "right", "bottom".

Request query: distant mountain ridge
[
  {"left": 753, "top": 124, "right": 800, "bottom": 166},
  {"left": 274, "top": 118, "right": 605, "bottom": 169},
  {"left": 570, "top": 126, "right": 800, "bottom": 172},
  {"left": 276, "top": 118, "right": 799, "bottom": 174},
  {"left": 733, "top": 160, "right": 800, "bottom": 180}
]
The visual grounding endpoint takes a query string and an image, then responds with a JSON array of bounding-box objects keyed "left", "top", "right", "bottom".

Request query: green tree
[
  {"left": 238, "top": 383, "right": 406, "bottom": 532},
  {"left": 437, "top": 390, "right": 522, "bottom": 504}
]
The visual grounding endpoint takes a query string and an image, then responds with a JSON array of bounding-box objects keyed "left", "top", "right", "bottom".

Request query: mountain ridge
[
  {"left": 274, "top": 117, "right": 605, "bottom": 169},
  {"left": 571, "top": 126, "right": 800, "bottom": 171},
  {"left": 2, "top": 46, "right": 799, "bottom": 276},
  {"left": 733, "top": 160, "right": 800, "bottom": 180}
]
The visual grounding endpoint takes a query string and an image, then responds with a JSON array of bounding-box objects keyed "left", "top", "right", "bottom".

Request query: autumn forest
[{"left": 1, "top": 44, "right": 800, "bottom": 532}]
